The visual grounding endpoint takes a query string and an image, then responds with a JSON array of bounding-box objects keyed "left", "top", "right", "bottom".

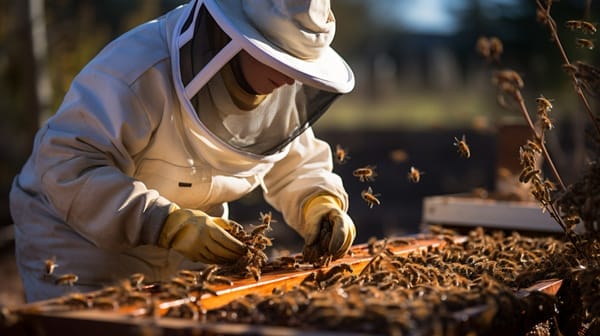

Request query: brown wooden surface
[
  {"left": 195, "top": 236, "right": 446, "bottom": 311},
  {"left": 4, "top": 235, "right": 565, "bottom": 336}
]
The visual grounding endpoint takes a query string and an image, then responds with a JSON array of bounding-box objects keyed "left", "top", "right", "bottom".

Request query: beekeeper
[{"left": 9, "top": 0, "right": 357, "bottom": 302}]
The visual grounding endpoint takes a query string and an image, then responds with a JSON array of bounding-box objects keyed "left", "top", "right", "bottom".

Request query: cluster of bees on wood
[
  {"left": 200, "top": 227, "right": 572, "bottom": 334},
  {"left": 217, "top": 211, "right": 275, "bottom": 281},
  {"left": 8, "top": 227, "right": 595, "bottom": 334}
]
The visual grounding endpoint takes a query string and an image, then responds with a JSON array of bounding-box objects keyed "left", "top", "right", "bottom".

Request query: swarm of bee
[
  {"left": 218, "top": 211, "right": 275, "bottom": 281},
  {"left": 204, "top": 227, "right": 575, "bottom": 335},
  {"left": 302, "top": 218, "right": 334, "bottom": 267}
]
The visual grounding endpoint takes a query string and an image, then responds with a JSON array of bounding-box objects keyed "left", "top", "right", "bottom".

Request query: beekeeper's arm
[
  {"left": 32, "top": 68, "right": 244, "bottom": 262},
  {"left": 263, "top": 128, "right": 356, "bottom": 259}
]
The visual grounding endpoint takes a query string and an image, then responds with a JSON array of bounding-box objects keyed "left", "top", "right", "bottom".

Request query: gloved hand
[
  {"left": 303, "top": 194, "right": 356, "bottom": 259},
  {"left": 158, "top": 205, "right": 246, "bottom": 264}
]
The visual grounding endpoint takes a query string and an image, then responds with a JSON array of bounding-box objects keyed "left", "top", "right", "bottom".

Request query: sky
[
  {"left": 371, "top": 0, "right": 522, "bottom": 35},
  {"left": 396, "top": 0, "right": 463, "bottom": 34}
]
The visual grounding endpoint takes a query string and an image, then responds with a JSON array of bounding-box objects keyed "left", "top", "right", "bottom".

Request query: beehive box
[{"left": 422, "top": 193, "right": 570, "bottom": 233}]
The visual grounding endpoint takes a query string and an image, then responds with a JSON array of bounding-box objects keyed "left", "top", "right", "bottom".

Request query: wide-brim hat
[{"left": 203, "top": 0, "right": 355, "bottom": 94}]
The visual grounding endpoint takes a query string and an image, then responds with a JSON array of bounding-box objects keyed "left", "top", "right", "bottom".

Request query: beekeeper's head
[{"left": 172, "top": 0, "right": 355, "bottom": 157}]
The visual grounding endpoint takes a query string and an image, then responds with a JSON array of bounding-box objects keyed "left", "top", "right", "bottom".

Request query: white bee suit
[{"left": 10, "top": 0, "right": 352, "bottom": 302}]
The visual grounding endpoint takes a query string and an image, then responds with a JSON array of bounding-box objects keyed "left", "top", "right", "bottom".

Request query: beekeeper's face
[{"left": 238, "top": 50, "right": 294, "bottom": 95}]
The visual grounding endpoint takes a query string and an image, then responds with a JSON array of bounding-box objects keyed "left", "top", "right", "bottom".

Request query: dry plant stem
[
  {"left": 514, "top": 90, "right": 566, "bottom": 190},
  {"left": 536, "top": 0, "right": 600, "bottom": 137}
]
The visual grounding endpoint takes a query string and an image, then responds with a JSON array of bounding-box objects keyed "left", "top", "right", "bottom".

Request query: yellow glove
[
  {"left": 158, "top": 206, "right": 246, "bottom": 264},
  {"left": 303, "top": 194, "right": 356, "bottom": 259}
]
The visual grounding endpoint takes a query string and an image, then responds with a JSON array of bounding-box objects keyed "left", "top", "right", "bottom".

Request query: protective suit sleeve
[
  {"left": 262, "top": 128, "right": 348, "bottom": 241},
  {"left": 28, "top": 63, "right": 174, "bottom": 251}
]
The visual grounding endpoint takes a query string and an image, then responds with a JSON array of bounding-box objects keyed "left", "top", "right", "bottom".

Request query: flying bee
[
  {"left": 453, "top": 134, "right": 471, "bottom": 158},
  {"left": 407, "top": 166, "right": 424, "bottom": 183},
  {"left": 55, "top": 273, "right": 79, "bottom": 286},
  {"left": 576, "top": 38, "right": 595, "bottom": 50},
  {"left": 259, "top": 211, "right": 276, "bottom": 226},
  {"left": 361, "top": 186, "right": 381, "bottom": 208},
  {"left": 129, "top": 273, "right": 145, "bottom": 289},
  {"left": 44, "top": 257, "right": 58, "bottom": 276},
  {"left": 334, "top": 144, "right": 350, "bottom": 164},
  {"left": 353, "top": 165, "right": 377, "bottom": 182}
]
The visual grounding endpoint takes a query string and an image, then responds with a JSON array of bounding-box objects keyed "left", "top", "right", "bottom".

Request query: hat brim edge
[{"left": 205, "top": 0, "right": 355, "bottom": 94}]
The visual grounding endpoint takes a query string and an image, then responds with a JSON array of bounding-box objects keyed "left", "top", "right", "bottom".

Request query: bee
[
  {"left": 565, "top": 20, "right": 584, "bottom": 31},
  {"left": 44, "top": 257, "right": 59, "bottom": 276},
  {"left": 259, "top": 211, "right": 276, "bottom": 226},
  {"left": 178, "top": 270, "right": 199, "bottom": 284},
  {"left": 576, "top": 38, "right": 595, "bottom": 50},
  {"left": 246, "top": 265, "right": 261, "bottom": 281},
  {"left": 539, "top": 114, "right": 554, "bottom": 130},
  {"left": 561, "top": 62, "right": 599, "bottom": 97},
  {"left": 581, "top": 21, "right": 598, "bottom": 35},
  {"left": 129, "top": 273, "right": 145, "bottom": 289},
  {"left": 407, "top": 166, "right": 424, "bottom": 183},
  {"left": 334, "top": 144, "right": 350, "bottom": 164},
  {"left": 169, "top": 276, "right": 190, "bottom": 289},
  {"left": 251, "top": 223, "right": 271, "bottom": 237},
  {"left": 535, "top": 95, "right": 553, "bottom": 114},
  {"left": 525, "top": 139, "right": 542, "bottom": 154},
  {"left": 55, "top": 273, "right": 79, "bottom": 286},
  {"left": 565, "top": 20, "right": 597, "bottom": 35},
  {"left": 518, "top": 166, "right": 540, "bottom": 183},
  {"left": 453, "top": 134, "right": 471, "bottom": 158},
  {"left": 543, "top": 179, "right": 557, "bottom": 191},
  {"left": 353, "top": 165, "right": 377, "bottom": 182},
  {"left": 360, "top": 186, "right": 381, "bottom": 208}
]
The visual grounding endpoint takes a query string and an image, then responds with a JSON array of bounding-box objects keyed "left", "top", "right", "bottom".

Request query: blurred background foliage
[{"left": 0, "top": 0, "right": 598, "bottom": 242}]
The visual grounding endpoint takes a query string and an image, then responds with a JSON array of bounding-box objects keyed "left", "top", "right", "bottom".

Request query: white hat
[{"left": 203, "top": 0, "right": 355, "bottom": 93}]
